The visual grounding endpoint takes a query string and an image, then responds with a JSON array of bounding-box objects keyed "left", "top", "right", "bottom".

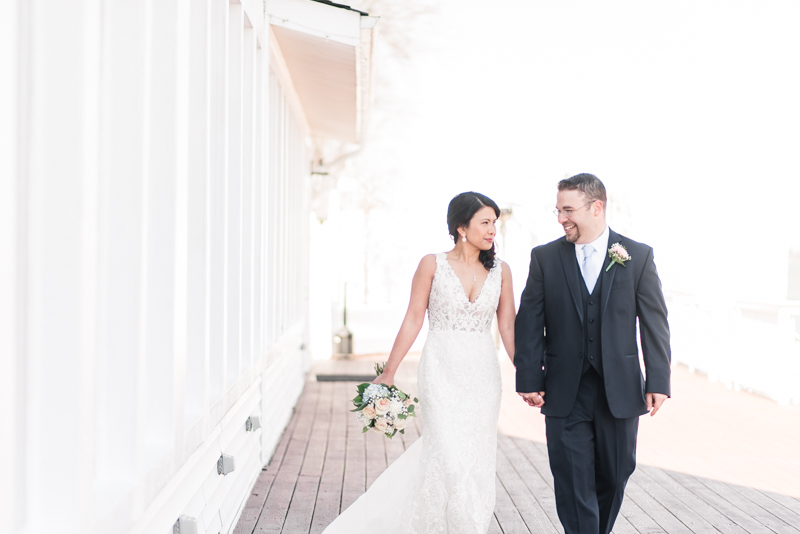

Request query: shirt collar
[{"left": 574, "top": 225, "right": 610, "bottom": 257}]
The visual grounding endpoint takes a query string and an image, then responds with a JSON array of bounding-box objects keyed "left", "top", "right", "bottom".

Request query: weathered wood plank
[
  {"left": 609, "top": 514, "right": 640, "bottom": 534},
  {"left": 281, "top": 475, "right": 321, "bottom": 534},
  {"left": 299, "top": 381, "right": 333, "bottom": 478},
  {"left": 636, "top": 465, "right": 747, "bottom": 534},
  {"left": 623, "top": 477, "right": 696, "bottom": 533},
  {"left": 340, "top": 383, "right": 367, "bottom": 512},
  {"left": 494, "top": 475, "right": 531, "bottom": 533},
  {"left": 385, "top": 424, "right": 406, "bottom": 464},
  {"left": 728, "top": 484, "right": 800, "bottom": 530},
  {"left": 695, "top": 476, "right": 800, "bottom": 534},
  {"left": 364, "top": 425, "right": 388, "bottom": 489},
  {"left": 309, "top": 382, "right": 348, "bottom": 534},
  {"left": 663, "top": 470, "right": 774, "bottom": 534},
  {"left": 234, "top": 383, "right": 311, "bottom": 534},
  {"left": 508, "top": 437, "right": 563, "bottom": 530},
  {"left": 283, "top": 382, "right": 337, "bottom": 534},
  {"left": 253, "top": 384, "right": 320, "bottom": 534},
  {"left": 755, "top": 490, "right": 800, "bottom": 517},
  {"left": 487, "top": 514, "right": 504, "bottom": 534},
  {"left": 496, "top": 435, "right": 560, "bottom": 534},
  {"left": 616, "top": 496, "right": 667, "bottom": 534},
  {"left": 626, "top": 468, "right": 719, "bottom": 534}
]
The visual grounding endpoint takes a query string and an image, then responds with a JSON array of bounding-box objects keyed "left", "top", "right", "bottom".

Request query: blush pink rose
[
  {"left": 373, "top": 417, "right": 389, "bottom": 433},
  {"left": 403, "top": 398, "right": 413, "bottom": 407},
  {"left": 610, "top": 243, "right": 630, "bottom": 260},
  {"left": 394, "top": 417, "right": 408, "bottom": 430},
  {"left": 362, "top": 405, "right": 377, "bottom": 419},
  {"left": 374, "top": 398, "right": 391, "bottom": 415}
]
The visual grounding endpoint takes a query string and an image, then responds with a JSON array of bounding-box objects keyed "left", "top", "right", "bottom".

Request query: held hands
[
  {"left": 519, "top": 391, "right": 545, "bottom": 408},
  {"left": 646, "top": 392, "right": 668, "bottom": 416}
]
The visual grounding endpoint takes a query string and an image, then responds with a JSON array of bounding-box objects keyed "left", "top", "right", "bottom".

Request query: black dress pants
[{"left": 545, "top": 368, "right": 639, "bottom": 534}]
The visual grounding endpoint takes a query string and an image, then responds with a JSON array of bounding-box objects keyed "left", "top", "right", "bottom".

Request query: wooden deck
[{"left": 236, "top": 357, "right": 800, "bottom": 534}]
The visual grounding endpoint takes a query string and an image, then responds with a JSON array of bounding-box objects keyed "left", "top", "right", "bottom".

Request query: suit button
[
  {"left": 589, "top": 319, "right": 594, "bottom": 324},
  {"left": 589, "top": 337, "right": 595, "bottom": 342},
  {"left": 589, "top": 300, "right": 594, "bottom": 305},
  {"left": 589, "top": 355, "right": 595, "bottom": 360},
  {"left": 579, "top": 352, "right": 583, "bottom": 358}
]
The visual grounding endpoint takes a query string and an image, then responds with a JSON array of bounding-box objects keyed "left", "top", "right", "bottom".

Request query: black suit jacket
[{"left": 515, "top": 229, "right": 671, "bottom": 419}]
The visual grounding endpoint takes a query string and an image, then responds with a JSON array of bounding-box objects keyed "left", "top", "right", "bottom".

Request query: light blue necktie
[{"left": 581, "top": 244, "right": 598, "bottom": 292}]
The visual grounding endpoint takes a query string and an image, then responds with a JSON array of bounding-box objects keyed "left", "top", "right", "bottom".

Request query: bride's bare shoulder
[{"left": 417, "top": 254, "right": 438, "bottom": 273}]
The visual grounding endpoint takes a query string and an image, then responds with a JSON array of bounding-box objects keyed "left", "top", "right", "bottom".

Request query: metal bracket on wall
[
  {"left": 217, "top": 454, "right": 236, "bottom": 476},
  {"left": 246, "top": 416, "right": 262, "bottom": 432},
  {"left": 173, "top": 516, "right": 198, "bottom": 534}
]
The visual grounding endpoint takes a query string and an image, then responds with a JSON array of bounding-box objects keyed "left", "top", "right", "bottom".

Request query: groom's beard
[{"left": 564, "top": 224, "right": 581, "bottom": 243}]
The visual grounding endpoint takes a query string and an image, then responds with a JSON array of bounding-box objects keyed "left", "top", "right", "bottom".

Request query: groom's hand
[
  {"left": 519, "top": 391, "right": 545, "bottom": 408},
  {"left": 646, "top": 393, "right": 668, "bottom": 416}
]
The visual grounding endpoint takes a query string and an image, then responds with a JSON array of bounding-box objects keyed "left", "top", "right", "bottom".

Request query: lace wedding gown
[{"left": 323, "top": 253, "right": 503, "bottom": 534}]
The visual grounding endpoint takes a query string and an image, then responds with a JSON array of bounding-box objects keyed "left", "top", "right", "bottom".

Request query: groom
[{"left": 515, "top": 174, "right": 671, "bottom": 534}]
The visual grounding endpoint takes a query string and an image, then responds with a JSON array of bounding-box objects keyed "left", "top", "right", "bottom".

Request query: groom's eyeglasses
[{"left": 553, "top": 201, "right": 594, "bottom": 217}]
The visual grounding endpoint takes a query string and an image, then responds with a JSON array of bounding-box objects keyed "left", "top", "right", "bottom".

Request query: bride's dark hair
[{"left": 447, "top": 192, "right": 501, "bottom": 271}]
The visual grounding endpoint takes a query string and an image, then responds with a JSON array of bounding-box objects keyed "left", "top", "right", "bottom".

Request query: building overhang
[{"left": 267, "top": 0, "right": 378, "bottom": 144}]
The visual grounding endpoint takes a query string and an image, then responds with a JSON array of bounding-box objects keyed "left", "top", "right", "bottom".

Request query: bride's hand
[{"left": 372, "top": 372, "right": 394, "bottom": 386}]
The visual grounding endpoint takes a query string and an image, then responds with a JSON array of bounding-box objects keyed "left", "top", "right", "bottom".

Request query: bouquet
[{"left": 351, "top": 363, "right": 419, "bottom": 438}]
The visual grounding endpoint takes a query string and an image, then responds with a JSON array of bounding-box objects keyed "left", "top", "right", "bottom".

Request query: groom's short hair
[{"left": 558, "top": 173, "right": 607, "bottom": 208}]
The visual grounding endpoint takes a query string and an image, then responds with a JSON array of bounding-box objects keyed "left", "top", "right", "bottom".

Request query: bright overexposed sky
[{"left": 339, "top": 0, "right": 800, "bottom": 306}]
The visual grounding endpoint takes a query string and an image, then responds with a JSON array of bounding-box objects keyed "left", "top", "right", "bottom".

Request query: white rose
[
  {"left": 394, "top": 417, "right": 408, "bottom": 430},
  {"left": 388, "top": 399, "right": 405, "bottom": 416}
]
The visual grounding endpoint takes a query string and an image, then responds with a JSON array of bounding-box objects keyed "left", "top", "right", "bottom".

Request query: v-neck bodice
[
  {"left": 428, "top": 252, "right": 503, "bottom": 333},
  {"left": 442, "top": 255, "right": 489, "bottom": 304}
]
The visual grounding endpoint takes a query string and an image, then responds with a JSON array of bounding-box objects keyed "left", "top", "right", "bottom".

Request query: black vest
[{"left": 579, "top": 267, "right": 603, "bottom": 375}]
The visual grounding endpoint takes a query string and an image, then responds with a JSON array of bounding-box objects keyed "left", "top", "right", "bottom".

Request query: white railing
[{"left": 667, "top": 292, "right": 800, "bottom": 405}]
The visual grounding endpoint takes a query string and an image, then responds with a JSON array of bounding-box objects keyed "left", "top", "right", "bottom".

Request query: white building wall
[{"left": 0, "top": 1, "right": 311, "bottom": 533}]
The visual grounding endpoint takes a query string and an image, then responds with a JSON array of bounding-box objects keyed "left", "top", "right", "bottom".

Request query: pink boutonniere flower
[{"left": 606, "top": 243, "right": 631, "bottom": 272}]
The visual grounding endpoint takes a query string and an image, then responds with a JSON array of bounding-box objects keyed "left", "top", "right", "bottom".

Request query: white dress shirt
[{"left": 574, "top": 225, "right": 609, "bottom": 292}]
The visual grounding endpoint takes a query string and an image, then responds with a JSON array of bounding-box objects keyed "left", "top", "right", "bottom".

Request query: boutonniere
[{"left": 606, "top": 243, "right": 631, "bottom": 272}]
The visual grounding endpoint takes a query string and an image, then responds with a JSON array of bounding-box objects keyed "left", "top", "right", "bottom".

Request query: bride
[{"left": 322, "top": 192, "right": 517, "bottom": 534}]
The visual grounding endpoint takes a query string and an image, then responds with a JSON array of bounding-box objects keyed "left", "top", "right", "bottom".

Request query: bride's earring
[{"left": 461, "top": 234, "right": 467, "bottom": 242}]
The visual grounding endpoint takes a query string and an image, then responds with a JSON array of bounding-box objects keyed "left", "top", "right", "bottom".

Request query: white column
[
  {"left": 253, "top": 40, "right": 264, "bottom": 375},
  {"left": 184, "top": 0, "right": 210, "bottom": 433},
  {"left": 139, "top": 0, "right": 179, "bottom": 487},
  {"left": 0, "top": 0, "right": 22, "bottom": 530},
  {"left": 207, "top": 0, "right": 228, "bottom": 405},
  {"left": 241, "top": 22, "right": 255, "bottom": 374},
  {"left": 23, "top": 0, "right": 102, "bottom": 531},
  {"left": 226, "top": 2, "right": 244, "bottom": 389},
  {"left": 95, "top": 0, "right": 147, "bottom": 514},
  {"left": 172, "top": 0, "right": 192, "bottom": 473}
]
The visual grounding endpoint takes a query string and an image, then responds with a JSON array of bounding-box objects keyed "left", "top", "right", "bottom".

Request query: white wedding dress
[{"left": 323, "top": 252, "right": 503, "bottom": 534}]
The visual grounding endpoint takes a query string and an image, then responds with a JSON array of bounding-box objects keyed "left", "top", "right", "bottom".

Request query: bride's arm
[
  {"left": 373, "top": 254, "right": 436, "bottom": 385},
  {"left": 496, "top": 262, "right": 516, "bottom": 362}
]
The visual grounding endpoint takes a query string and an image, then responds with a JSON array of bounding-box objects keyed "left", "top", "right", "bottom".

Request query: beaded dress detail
[{"left": 322, "top": 253, "right": 503, "bottom": 534}]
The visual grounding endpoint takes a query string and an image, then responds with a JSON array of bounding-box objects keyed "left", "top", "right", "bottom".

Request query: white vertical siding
[
  {"left": 1, "top": 1, "right": 312, "bottom": 533},
  {"left": 0, "top": 0, "right": 23, "bottom": 530}
]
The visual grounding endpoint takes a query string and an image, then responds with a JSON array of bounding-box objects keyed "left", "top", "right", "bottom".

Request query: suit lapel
[
  {"left": 559, "top": 240, "right": 584, "bottom": 325},
  {"left": 600, "top": 229, "right": 620, "bottom": 318}
]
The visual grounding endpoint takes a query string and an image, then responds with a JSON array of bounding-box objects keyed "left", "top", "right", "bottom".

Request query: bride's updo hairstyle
[{"left": 447, "top": 192, "right": 501, "bottom": 271}]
